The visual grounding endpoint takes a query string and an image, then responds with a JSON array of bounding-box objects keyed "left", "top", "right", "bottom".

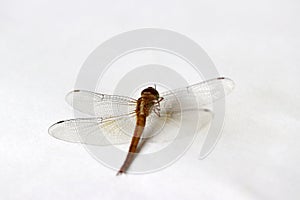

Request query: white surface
[{"left": 1, "top": 0, "right": 300, "bottom": 199}]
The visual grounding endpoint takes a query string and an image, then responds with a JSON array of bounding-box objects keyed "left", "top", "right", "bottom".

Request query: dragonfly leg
[
  {"left": 152, "top": 97, "right": 164, "bottom": 117},
  {"left": 153, "top": 107, "right": 161, "bottom": 117}
]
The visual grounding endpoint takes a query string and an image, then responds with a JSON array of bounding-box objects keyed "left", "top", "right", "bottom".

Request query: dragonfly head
[{"left": 141, "top": 87, "right": 160, "bottom": 99}]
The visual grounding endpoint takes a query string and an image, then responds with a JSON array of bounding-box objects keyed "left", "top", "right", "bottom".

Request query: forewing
[
  {"left": 66, "top": 90, "right": 137, "bottom": 118},
  {"left": 159, "top": 77, "right": 234, "bottom": 112}
]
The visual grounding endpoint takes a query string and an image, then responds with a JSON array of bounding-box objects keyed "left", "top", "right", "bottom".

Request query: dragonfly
[{"left": 48, "top": 77, "right": 234, "bottom": 175}]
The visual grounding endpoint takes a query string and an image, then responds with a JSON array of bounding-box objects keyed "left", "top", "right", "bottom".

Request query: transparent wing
[
  {"left": 159, "top": 77, "right": 234, "bottom": 112},
  {"left": 141, "top": 77, "right": 234, "bottom": 143},
  {"left": 50, "top": 78, "right": 233, "bottom": 145},
  {"left": 143, "top": 108, "right": 213, "bottom": 143},
  {"left": 48, "top": 115, "right": 137, "bottom": 145},
  {"left": 66, "top": 90, "right": 137, "bottom": 118},
  {"left": 48, "top": 110, "right": 212, "bottom": 145}
]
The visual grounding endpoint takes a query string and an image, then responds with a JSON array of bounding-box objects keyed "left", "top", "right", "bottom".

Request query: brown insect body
[
  {"left": 117, "top": 87, "right": 160, "bottom": 175},
  {"left": 48, "top": 77, "right": 234, "bottom": 176}
]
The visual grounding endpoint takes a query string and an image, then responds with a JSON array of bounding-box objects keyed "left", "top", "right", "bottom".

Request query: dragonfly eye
[{"left": 141, "top": 87, "right": 160, "bottom": 99}]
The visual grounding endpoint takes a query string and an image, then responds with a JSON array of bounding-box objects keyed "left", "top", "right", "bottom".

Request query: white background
[{"left": 1, "top": 0, "right": 300, "bottom": 199}]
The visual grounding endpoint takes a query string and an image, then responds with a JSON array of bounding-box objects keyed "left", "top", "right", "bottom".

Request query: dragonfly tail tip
[{"left": 116, "top": 170, "right": 126, "bottom": 176}]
